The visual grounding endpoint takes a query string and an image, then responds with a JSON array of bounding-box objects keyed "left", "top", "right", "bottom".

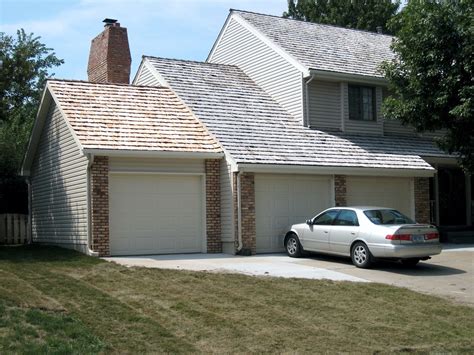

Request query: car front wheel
[
  {"left": 351, "top": 242, "right": 373, "bottom": 268},
  {"left": 285, "top": 234, "right": 302, "bottom": 258}
]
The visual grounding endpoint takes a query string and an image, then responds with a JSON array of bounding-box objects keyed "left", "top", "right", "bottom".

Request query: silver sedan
[{"left": 284, "top": 207, "right": 442, "bottom": 268}]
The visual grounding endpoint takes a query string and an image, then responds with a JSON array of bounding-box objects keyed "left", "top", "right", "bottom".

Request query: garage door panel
[
  {"left": 346, "top": 177, "right": 413, "bottom": 217},
  {"left": 255, "top": 174, "right": 332, "bottom": 253},
  {"left": 109, "top": 174, "right": 203, "bottom": 255}
]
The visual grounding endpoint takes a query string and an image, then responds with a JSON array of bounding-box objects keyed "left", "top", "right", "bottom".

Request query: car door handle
[
  {"left": 351, "top": 232, "right": 356, "bottom": 235},
  {"left": 324, "top": 231, "right": 329, "bottom": 233}
]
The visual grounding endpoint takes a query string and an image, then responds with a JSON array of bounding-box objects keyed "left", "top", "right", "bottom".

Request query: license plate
[{"left": 412, "top": 234, "right": 424, "bottom": 243}]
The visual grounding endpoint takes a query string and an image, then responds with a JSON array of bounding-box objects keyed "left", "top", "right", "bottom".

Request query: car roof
[{"left": 327, "top": 206, "right": 394, "bottom": 212}]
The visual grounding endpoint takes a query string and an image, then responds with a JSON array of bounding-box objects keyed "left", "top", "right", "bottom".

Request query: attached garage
[
  {"left": 109, "top": 173, "right": 204, "bottom": 256},
  {"left": 346, "top": 176, "right": 414, "bottom": 218},
  {"left": 255, "top": 174, "right": 333, "bottom": 253}
]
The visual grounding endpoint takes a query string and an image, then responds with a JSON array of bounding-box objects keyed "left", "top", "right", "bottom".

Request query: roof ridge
[
  {"left": 47, "top": 78, "right": 171, "bottom": 90},
  {"left": 143, "top": 55, "right": 240, "bottom": 68},
  {"left": 230, "top": 8, "right": 394, "bottom": 38}
]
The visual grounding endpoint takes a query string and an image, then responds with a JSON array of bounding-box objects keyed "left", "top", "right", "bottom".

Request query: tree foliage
[
  {"left": 382, "top": 1, "right": 473, "bottom": 172},
  {"left": 0, "top": 29, "right": 63, "bottom": 176},
  {"left": 283, "top": 0, "right": 401, "bottom": 34}
]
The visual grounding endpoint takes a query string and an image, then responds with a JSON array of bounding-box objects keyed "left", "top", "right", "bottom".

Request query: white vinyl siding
[
  {"left": 307, "top": 80, "right": 341, "bottom": 131},
  {"left": 210, "top": 18, "right": 304, "bottom": 122},
  {"left": 220, "top": 159, "right": 235, "bottom": 245},
  {"left": 30, "top": 102, "right": 88, "bottom": 250},
  {"left": 109, "top": 157, "right": 205, "bottom": 174},
  {"left": 346, "top": 176, "right": 414, "bottom": 219},
  {"left": 109, "top": 173, "right": 204, "bottom": 255},
  {"left": 342, "top": 83, "right": 383, "bottom": 135},
  {"left": 134, "top": 64, "right": 159, "bottom": 86},
  {"left": 255, "top": 174, "right": 333, "bottom": 253}
]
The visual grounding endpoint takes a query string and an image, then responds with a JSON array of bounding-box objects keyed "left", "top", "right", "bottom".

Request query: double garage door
[
  {"left": 109, "top": 174, "right": 204, "bottom": 256},
  {"left": 255, "top": 174, "right": 413, "bottom": 253}
]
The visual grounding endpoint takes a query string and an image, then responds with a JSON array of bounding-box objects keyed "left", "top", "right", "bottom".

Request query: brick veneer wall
[
  {"left": 335, "top": 175, "right": 347, "bottom": 207},
  {"left": 90, "top": 156, "right": 110, "bottom": 256},
  {"left": 205, "top": 159, "right": 222, "bottom": 253},
  {"left": 87, "top": 23, "right": 131, "bottom": 84},
  {"left": 414, "top": 177, "right": 430, "bottom": 224}
]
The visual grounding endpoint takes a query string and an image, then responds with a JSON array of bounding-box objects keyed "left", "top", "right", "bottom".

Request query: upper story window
[{"left": 348, "top": 85, "right": 376, "bottom": 121}]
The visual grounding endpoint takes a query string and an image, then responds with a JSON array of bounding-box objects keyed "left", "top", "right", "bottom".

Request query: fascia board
[
  {"left": 82, "top": 149, "right": 224, "bottom": 159},
  {"left": 236, "top": 163, "right": 435, "bottom": 177}
]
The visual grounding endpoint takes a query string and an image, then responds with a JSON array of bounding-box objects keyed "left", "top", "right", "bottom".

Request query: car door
[
  {"left": 330, "top": 209, "right": 360, "bottom": 255},
  {"left": 302, "top": 209, "right": 339, "bottom": 252}
]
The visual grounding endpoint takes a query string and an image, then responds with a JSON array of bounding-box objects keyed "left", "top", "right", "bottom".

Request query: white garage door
[
  {"left": 255, "top": 174, "right": 332, "bottom": 253},
  {"left": 109, "top": 174, "right": 203, "bottom": 255},
  {"left": 346, "top": 177, "right": 414, "bottom": 218}
]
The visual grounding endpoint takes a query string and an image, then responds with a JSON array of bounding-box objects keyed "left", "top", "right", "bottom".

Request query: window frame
[{"left": 348, "top": 84, "right": 377, "bottom": 122}]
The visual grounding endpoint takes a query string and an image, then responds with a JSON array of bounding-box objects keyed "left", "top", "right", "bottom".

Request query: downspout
[
  {"left": 26, "top": 177, "right": 32, "bottom": 244},
  {"left": 304, "top": 74, "right": 316, "bottom": 127},
  {"left": 236, "top": 171, "right": 243, "bottom": 253},
  {"left": 86, "top": 154, "right": 99, "bottom": 257}
]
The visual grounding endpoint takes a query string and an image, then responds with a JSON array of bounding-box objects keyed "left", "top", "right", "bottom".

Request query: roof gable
[{"left": 231, "top": 9, "right": 395, "bottom": 78}]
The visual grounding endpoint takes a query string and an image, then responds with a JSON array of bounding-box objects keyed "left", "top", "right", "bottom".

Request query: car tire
[
  {"left": 285, "top": 234, "right": 302, "bottom": 258},
  {"left": 401, "top": 258, "right": 420, "bottom": 267},
  {"left": 351, "top": 242, "right": 373, "bottom": 268}
]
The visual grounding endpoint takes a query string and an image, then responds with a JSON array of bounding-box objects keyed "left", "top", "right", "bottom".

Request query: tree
[
  {"left": 0, "top": 29, "right": 63, "bottom": 176},
  {"left": 382, "top": 1, "right": 473, "bottom": 172},
  {"left": 283, "top": 0, "right": 401, "bottom": 34}
]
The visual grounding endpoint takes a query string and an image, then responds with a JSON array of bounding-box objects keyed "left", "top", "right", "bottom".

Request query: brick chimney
[{"left": 87, "top": 19, "right": 131, "bottom": 84}]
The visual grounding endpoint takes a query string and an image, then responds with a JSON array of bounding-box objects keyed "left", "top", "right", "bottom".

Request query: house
[{"left": 22, "top": 12, "right": 472, "bottom": 257}]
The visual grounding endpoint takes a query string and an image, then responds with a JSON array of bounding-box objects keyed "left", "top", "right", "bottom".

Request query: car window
[
  {"left": 333, "top": 210, "right": 359, "bottom": 226},
  {"left": 364, "top": 209, "right": 414, "bottom": 225},
  {"left": 313, "top": 210, "right": 339, "bottom": 225}
]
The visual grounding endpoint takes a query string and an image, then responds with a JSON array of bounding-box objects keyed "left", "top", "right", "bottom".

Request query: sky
[{"left": 0, "top": 0, "right": 287, "bottom": 80}]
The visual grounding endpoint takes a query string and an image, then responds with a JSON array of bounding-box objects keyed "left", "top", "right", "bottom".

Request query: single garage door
[
  {"left": 109, "top": 173, "right": 203, "bottom": 255},
  {"left": 346, "top": 177, "right": 413, "bottom": 217},
  {"left": 255, "top": 174, "right": 332, "bottom": 253}
]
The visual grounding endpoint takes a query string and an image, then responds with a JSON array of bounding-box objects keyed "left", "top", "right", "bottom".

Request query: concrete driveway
[{"left": 105, "top": 244, "right": 474, "bottom": 306}]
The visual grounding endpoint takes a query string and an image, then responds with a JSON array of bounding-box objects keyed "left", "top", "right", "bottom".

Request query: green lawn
[{"left": 0, "top": 246, "right": 473, "bottom": 354}]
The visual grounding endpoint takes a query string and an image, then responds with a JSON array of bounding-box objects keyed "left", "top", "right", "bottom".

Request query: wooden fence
[{"left": 0, "top": 214, "right": 30, "bottom": 245}]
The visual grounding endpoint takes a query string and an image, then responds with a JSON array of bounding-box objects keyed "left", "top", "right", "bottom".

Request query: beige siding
[
  {"left": 308, "top": 80, "right": 341, "bottom": 131},
  {"left": 30, "top": 102, "right": 88, "bottom": 249},
  {"left": 210, "top": 18, "right": 304, "bottom": 122},
  {"left": 220, "top": 159, "right": 234, "bottom": 244},
  {"left": 109, "top": 157, "right": 205, "bottom": 173},
  {"left": 134, "top": 64, "right": 159, "bottom": 86},
  {"left": 342, "top": 83, "right": 383, "bottom": 135}
]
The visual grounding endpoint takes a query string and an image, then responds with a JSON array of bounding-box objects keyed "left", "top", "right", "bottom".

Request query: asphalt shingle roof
[
  {"left": 233, "top": 10, "right": 395, "bottom": 78},
  {"left": 47, "top": 80, "right": 221, "bottom": 153},
  {"left": 146, "top": 56, "right": 444, "bottom": 171}
]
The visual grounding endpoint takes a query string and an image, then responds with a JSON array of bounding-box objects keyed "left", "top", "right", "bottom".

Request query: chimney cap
[{"left": 103, "top": 18, "right": 118, "bottom": 25}]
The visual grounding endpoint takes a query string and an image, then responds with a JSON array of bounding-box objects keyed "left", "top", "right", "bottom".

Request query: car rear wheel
[
  {"left": 285, "top": 234, "right": 302, "bottom": 258},
  {"left": 401, "top": 258, "right": 420, "bottom": 267},
  {"left": 351, "top": 242, "right": 373, "bottom": 268}
]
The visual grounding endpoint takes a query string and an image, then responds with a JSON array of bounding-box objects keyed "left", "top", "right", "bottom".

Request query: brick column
[
  {"left": 334, "top": 175, "right": 347, "bottom": 207},
  {"left": 205, "top": 159, "right": 221, "bottom": 253},
  {"left": 240, "top": 173, "right": 256, "bottom": 255},
  {"left": 90, "top": 156, "right": 110, "bottom": 256},
  {"left": 414, "top": 177, "right": 430, "bottom": 224}
]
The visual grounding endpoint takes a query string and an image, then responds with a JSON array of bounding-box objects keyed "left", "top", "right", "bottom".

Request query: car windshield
[{"left": 363, "top": 209, "right": 414, "bottom": 225}]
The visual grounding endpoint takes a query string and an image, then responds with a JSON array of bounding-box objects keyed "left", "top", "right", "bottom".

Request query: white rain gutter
[
  {"left": 236, "top": 171, "right": 243, "bottom": 252},
  {"left": 304, "top": 74, "right": 316, "bottom": 127},
  {"left": 86, "top": 154, "right": 99, "bottom": 257}
]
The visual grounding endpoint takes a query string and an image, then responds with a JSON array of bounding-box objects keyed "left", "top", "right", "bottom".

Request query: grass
[{"left": 0, "top": 246, "right": 473, "bottom": 354}]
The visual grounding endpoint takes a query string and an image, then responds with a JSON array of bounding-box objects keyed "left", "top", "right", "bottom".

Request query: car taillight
[
  {"left": 425, "top": 232, "right": 439, "bottom": 240},
  {"left": 385, "top": 234, "right": 411, "bottom": 241}
]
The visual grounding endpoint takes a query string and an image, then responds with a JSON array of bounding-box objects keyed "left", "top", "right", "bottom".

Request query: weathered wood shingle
[
  {"left": 233, "top": 9, "right": 395, "bottom": 78},
  {"left": 147, "top": 56, "right": 445, "bottom": 171},
  {"left": 48, "top": 80, "right": 222, "bottom": 153}
]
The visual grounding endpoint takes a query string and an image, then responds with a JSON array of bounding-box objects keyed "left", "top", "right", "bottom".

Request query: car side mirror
[{"left": 306, "top": 219, "right": 313, "bottom": 226}]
